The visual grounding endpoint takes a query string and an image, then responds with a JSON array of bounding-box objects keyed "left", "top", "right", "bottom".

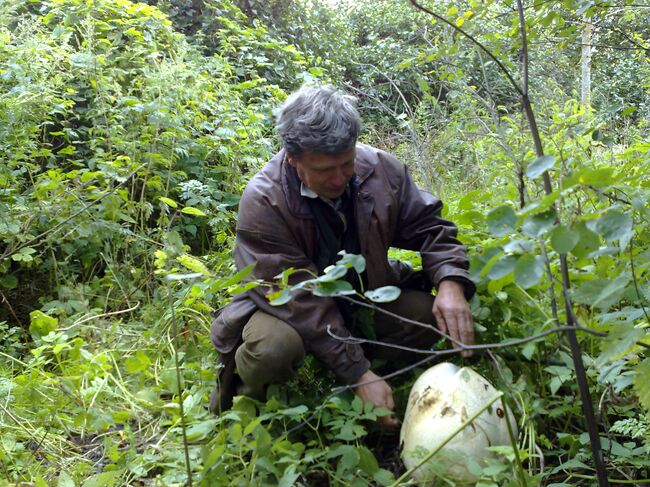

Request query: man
[{"left": 210, "top": 85, "right": 475, "bottom": 427}]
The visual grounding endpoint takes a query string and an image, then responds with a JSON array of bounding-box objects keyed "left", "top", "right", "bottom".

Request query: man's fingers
[
  {"left": 432, "top": 306, "right": 448, "bottom": 335},
  {"left": 458, "top": 310, "right": 474, "bottom": 357},
  {"left": 460, "top": 312, "right": 475, "bottom": 344},
  {"left": 378, "top": 413, "right": 401, "bottom": 429},
  {"left": 385, "top": 391, "right": 395, "bottom": 411},
  {"left": 445, "top": 312, "right": 461, "bottom": 346}
]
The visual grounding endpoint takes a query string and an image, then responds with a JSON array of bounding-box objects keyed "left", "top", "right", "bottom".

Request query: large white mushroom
[{"left": 399, "top": 362, "right": 517, "bottom": 484}]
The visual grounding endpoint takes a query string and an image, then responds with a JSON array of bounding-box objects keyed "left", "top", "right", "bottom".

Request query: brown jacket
[{"left": 211, "top": 144, "right": 473, "bottom": 384}]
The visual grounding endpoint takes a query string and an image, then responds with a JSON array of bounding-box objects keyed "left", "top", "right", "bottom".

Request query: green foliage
[{"left": 1, "top": 0, "right": 649, "bottom": 485}]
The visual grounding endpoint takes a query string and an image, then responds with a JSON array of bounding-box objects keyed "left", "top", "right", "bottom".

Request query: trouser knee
[{"left": 235, "top": 310, "right": 305, "bottom": 398}]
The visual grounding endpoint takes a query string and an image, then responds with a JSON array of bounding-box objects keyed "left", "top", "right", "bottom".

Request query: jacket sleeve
[
  {"left": 384, "top": 154, "right": 476, "bottom": 299},
  {"left": 233, "top": 183, "right": 370, "bottom": 384}
]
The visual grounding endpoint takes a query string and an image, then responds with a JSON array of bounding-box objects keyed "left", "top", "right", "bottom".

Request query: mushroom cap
[{"left": 400, "top": 362, "right": 517, "bottom": 483}]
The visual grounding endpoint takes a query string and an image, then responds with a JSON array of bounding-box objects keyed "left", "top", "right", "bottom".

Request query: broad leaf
[
  {"left": 634, "top": 359, "right": 650, "bottom": 414},
  {"left": 181, "top": 206, "right": 207, "bottom": 216},
  {"left": 158, "top": 196, "right": 178, "bottom": 208},
  {"left": 318, "top": 264, "right": 348, "bottom": 282},
  {"left": 364, "top": 286, "right": 401, "bottom": 303},
  {"left": 514, "top": 254, "right": 544, "bottom": 289},
  {"left": 586, "top": 210, "right": 633, "bottom": 246},
  {"left": 336, "top": 251, "right": 366, "bottom": 273},
  {"left": 29, "top": 310, "right": 58, "bottom": 339},
  {"left": 268, "top": 288, "right": 292, "bottom": 306},
  {"left": 570, "top": 223, "right": 599, "bottom": 258},
  {"left": 526, "top": 155, "right": 556, "bottom": 179},
  {"left": 487, "top": 205, "right": 517, "bottom": 236},
  {"left": 487, "top": 255, "right": 517, "bottom": 280},
  {"left": 550, "top": 225, "right": 579, "bottom": 254},
  {"left": 313, "top": 280, "right": 355, "bottom": 297},
  {"left": 522, "top": 209, "right": 556, "bottom": 238}
]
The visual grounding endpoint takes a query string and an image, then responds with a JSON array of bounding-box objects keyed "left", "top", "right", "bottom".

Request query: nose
[{"left": 331, "top": 171, "right": 346, "bottom": 187}]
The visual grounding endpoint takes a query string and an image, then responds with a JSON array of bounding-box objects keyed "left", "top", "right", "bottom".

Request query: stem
[
  {"left": 168, "top": 286, "right": 193, "bottom": 486},
  {"left": 515, "top": 1, "right": 607, "bottom": 483},
  {"left": 559, "top": 255, "right": 608, "bottom": 486},
  {"left": 390, "top": 392, "right": 504, "bottom": 486}
]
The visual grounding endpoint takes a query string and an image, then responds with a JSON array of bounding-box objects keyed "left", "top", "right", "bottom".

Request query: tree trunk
[{"left": 581, "top": 18, "right": 592, "bottom": 107}]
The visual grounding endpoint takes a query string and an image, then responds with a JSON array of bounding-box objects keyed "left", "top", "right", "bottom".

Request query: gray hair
[{"left": 274, "top": 84, "right": 361, "bottom": 157}]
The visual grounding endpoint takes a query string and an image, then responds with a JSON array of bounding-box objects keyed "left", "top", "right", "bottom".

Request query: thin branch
[
  {"left": 327, "top": 323, "right": 607, "bottom": 354},
  {"left": 408, "top": 0, "right": 524, "bottom": 98},
  {"left": 59, "top": 302, "right": 141, "bottom": 331}
]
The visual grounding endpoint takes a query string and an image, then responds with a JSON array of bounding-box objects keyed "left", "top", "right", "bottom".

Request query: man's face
[{"left": 288, "top": 147, "right": 356, "bottom": 200}]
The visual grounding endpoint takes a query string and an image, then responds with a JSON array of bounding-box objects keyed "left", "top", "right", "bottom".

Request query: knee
[
  {"left": 237, "top": 313, "right": 305, "bottom": 375},
  {"left": 256, "top": 327, "right": 305, "bottom": 367}
]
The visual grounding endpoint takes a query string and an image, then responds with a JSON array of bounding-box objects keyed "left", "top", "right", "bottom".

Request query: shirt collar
[{"left": 300, "top": 183, "right": 350, "bottom": 208}]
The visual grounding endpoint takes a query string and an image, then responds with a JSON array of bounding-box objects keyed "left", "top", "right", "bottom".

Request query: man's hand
[
  {"left": 355, "top": 370, "right": 400, "bottom": 428},
  {"left": 433, "top": 279, "right": 474, "bottom": 357}
]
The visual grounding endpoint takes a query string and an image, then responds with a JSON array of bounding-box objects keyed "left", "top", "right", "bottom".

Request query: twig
[
  {"left": 327, "top": 322, "right": 607, "bottom": 354},
  {"left": 59, "top": 302, "right": 141, "bottom": 331},
  {"left": 0, "top": 290, "right": 21, "bottom": 325},
  {"left": 408, "top": 0, "right": 524, "bottom": 98}
]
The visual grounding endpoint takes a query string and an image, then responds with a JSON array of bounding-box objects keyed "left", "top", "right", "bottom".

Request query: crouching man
[{"left": 210, "top": 84, "right": 475, "bottom": 427}]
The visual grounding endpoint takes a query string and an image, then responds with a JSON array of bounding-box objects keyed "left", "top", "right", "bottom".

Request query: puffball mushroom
[{"left": 399, "top": 362, "right": 517, "bottom": 484}]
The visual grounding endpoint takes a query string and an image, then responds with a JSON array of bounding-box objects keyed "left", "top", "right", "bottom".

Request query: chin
[{"left": 328, "top": 188, "right": 346, "bottom": 199}]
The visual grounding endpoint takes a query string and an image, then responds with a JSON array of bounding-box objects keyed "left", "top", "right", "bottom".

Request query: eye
[{"left": 496, "top": 408, "right": 504, "bottom": 418}]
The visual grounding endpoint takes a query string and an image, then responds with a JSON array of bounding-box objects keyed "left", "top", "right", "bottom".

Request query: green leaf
[
  {"left": 522, "top": 209, "right": 556, "bottom": 238},
  {"left": 81, "top": 470, "right": 122, "bottom": 487},
  {"left": 318, "top": 264, "right": 348, "bottom": 282},
  {"left": 526, "top": 155, "right": 556, "bottom": 179},
  {"left": 336, "top": 251, "right": 366, "bottom": 273},
  {"left": 487, "top": 205, "right": 517, "bottom": 236},
  {"left": 514, "top": 254, "right": 544, "bottom": 289},
  {"left": 158, "top": 196, "right": 178, "bottom": 208},
  {"left": 597, "top": 322, "right": 646, "bottom": 363},
  {"left": 124, "top": 350, "right": 151, "bottom": 374},
  {"left": 57, "top": 471, "right": 75, "bottom": 487},
  {"left": 634, "top": 358, "right": 650, "bottom": 414},
  {"left": 503, "top": 239, "right": 535, "bottom": 254},
  {"left": 268, "top": 288, "right": 292, "bottom": 306},
  {"left": 487, "top": 255, "right": 517, "bottom": 280},
  {"left": 29, "top": 310, "right": 58, "bottom": 339},
  {"left": 364, "top": 286, "right": 401, "bottom": 303},
  {"left": 186, "top": 419, "right": 219, "bottom": 441},
  {"left": 278, "top": 466, "right": 300, "bottom": 487},
  {"left": 373, "top": 468, "right": 396, "bottom": 486},
  {"left": 177, "top": 254, "right": 210, "bottom": 276},
  {"left": 338, "top": 445, "right": 360, "bottom": 471},
  {"left": 573, "top": 274, "right": 630, "bottom": 310},
  {"left": 586, "top": 210, "right": 633, "bottom": 245},
  {"left": 550, "top": 226, "right": 580, "bottom": 254},
  {"left": 181, "top": 206, "right": 207, "bottom": 216},
  {"left": 0, "top": 274, "right": 18, "bottom": 289},
  {"left": 358, "top": 446, "right": 379, "bottom": 475},
  {"left": 313, "top": 280, "right": 355, "bottom": 297},
  {"left": 571, "top": 223, "right": 599, "bottom": 258}
]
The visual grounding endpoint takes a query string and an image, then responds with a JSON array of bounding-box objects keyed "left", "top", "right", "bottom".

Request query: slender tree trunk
[{"left": 581, "top": 18, "right": 592, "bottom": 107}]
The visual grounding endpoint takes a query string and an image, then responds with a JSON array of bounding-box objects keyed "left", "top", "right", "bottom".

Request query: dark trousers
[{"left": 233, "top": 290, "right": 438, "bottom": 399}]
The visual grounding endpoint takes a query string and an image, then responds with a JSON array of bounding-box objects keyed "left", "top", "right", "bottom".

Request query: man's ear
[{"left": 286, "top": 155, "right": 298, "bottom": 167}]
